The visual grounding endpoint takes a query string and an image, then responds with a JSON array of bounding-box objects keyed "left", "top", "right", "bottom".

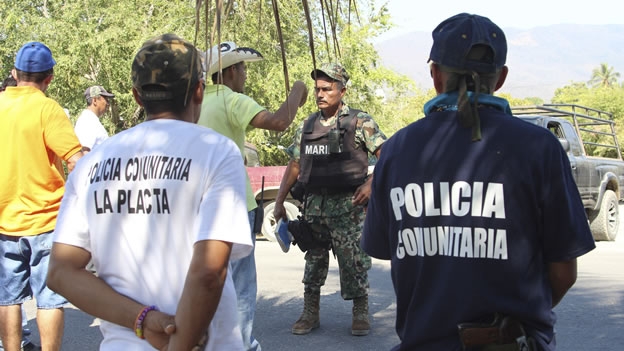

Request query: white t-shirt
[
  {"left": 74, "top": 109, "right": 109, "bottom": 149},
  {"left": 54, "top": 119, "right": 252, "bottom": 350}
]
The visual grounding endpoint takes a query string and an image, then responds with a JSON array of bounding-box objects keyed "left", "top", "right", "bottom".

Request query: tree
[
  {"left": 202, "top": 0, "right": 417, "bottom": 165},
  {"left": 553, "top": 81, "right": 624, "bottom": 153},
  {"left": 0, "top": 0, "right": 199, "bottom": 133},
  {"left": 1, "top": 0, "right": 418, "bottom": 165},
  {"left": 5, "top": 1, "right": 564, "bottom": 165},
  {"left": 588, "top": 63, "right": 621, "bottom": 88},
  {"left": 496, "top": 92, "right": 544, "bottom": 107}
]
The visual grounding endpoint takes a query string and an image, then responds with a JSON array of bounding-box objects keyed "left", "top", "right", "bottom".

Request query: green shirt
[{"left": 197, "top": 84, "right": 265, "bottom": 211}]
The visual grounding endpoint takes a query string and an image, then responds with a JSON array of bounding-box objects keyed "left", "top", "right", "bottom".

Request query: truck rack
[{"left": 512, "top": 104, "right": 622, "bottom": 159}]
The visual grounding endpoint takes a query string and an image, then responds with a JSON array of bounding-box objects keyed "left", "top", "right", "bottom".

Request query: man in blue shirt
[{"left": 361, "top": 13, "right": 596, "bottom": 351}]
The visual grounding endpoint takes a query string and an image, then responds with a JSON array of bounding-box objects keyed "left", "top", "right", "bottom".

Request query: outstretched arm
[{"left": 250, "top": 81, "right": 308, "bottom": 131}]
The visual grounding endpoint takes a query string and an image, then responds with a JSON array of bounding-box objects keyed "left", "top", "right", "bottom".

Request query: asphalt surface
[{"left": 21, "top": 210, "right": 624, "bottom": 350}]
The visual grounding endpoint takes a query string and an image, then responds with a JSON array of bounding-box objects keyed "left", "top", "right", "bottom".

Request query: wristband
[{"left": 134, "top": 305, "right": 158, "bottom": 339}]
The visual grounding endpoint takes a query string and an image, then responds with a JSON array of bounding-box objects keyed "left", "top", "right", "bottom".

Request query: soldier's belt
[{"left": 306, "top": 185, "right": 359, "bottom": 195}]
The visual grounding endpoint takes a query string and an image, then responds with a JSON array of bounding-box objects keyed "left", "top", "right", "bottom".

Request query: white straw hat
[{"left": 205, "top": 42, "right": 264, "bottom": 76}]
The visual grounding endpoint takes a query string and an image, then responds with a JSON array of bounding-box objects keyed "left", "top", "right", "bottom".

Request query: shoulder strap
[
  {"left": 339, "top": 108, "right": 363, "bottom": 130},
  {"left": 303, "top": 112, "right": 320, "bottom": 133}
]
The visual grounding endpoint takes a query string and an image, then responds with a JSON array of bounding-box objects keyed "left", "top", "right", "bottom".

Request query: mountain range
[{"left": 374, "top": 24, "right": 624, "bottom": 102}]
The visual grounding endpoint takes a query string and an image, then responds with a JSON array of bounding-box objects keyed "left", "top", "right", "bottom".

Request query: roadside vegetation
[{"left": 1, "top": 1, "right": 622, "bottom": 165}]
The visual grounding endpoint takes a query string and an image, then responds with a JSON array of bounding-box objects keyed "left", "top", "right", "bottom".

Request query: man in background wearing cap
[
  {"left": 361, "top": 13, "right": 595, "bottom": 350},
  {"left": 74, "top": 85, "right": 115, "bottom": 151},
  {"left": 197, "top": 41, "right": 308, "bottom": 351},
  {"left": 47, "top": 34, "right": 253, "bottom": 350},
  {"left": 273, "top": 62, "right": 386, "bottom": 337},
  {"left": 0, "top": 41, "right": 84, "bottom": 351}
]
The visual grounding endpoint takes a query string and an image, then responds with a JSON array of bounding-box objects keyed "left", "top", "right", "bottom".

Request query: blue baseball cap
[
  {"left": 428, "top": 13, "right": 507, "bottom": 73},
  {"left": 14, "top": 41, "right": 56, "bottom": 73}
]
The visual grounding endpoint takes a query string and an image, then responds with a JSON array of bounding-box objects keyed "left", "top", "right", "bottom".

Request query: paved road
[{"left": 22, "top": 210, "right": 624, "bottom": 350}]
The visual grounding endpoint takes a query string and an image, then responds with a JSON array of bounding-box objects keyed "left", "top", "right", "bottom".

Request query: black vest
[{"left": 298, "top": 108, "right": 369, "bottom": 193}]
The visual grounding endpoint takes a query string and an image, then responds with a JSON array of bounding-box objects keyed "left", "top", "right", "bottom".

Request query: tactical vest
[{"left": 298, "top": 108, "right": 369, "bottom": 193}]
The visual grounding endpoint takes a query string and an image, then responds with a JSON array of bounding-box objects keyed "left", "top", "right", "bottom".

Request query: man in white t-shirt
[
  {"left": 74, "top": 85, "right": 114, "bottom": 151},
  {"left": 47, "top": 34, "right": 253, "bottom": 350}
]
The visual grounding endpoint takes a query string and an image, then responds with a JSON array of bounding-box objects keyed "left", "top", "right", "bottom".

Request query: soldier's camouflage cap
[
  {"left": 310, "top": 63, "right": 349, "bottom": 85},
  {"left": 131, "top": 33, "right": 202, "bottom": 101}
]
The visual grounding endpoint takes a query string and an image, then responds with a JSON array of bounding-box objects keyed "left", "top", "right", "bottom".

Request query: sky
[{"left": 375, "top": 0, "right": 624, "bottom": 41}]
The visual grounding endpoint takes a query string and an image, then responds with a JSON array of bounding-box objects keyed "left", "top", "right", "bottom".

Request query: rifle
[{"left": 252, "top": 176, "right": 265, "bottom": 234}]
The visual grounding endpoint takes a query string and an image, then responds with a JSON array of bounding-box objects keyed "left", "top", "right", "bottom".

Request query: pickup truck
[
  {"left": 512, "top": 104, "right": 624, "bottom": 241},
  {"left": 244, "top": 143, "right": 299, "bottom": 242}
]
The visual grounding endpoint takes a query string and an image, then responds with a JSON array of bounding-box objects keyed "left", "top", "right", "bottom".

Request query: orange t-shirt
[{"left": 0, "top": 86, "right": 82, "bottom": 236}]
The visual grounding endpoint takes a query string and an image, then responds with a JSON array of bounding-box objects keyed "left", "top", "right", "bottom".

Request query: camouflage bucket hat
[
  {"left": 132, "top": 33, "right": 202, "bottom": 101},
  {"left": 311, "top": 63, "right": 349, "bottom": 85}
]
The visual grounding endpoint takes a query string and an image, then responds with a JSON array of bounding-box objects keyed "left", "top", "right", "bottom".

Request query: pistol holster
[
  {"left": 457, "top": 314, "right": 533, "bottom": 351},
  {"left": 287, "top": 218, "right": 332, "bottom": 253}
]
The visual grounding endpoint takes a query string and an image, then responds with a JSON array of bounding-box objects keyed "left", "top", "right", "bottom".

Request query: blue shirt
[{"left": 361, "top": 98, "right": 595, "bottom": 350}]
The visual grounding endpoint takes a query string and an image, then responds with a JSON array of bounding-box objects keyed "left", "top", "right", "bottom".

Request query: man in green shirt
[{"left": 197, "top": 41, "right": 308, "bottom": 351}]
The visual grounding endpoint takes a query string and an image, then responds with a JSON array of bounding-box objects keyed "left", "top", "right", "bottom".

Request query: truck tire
[
  {"left": 260, "top": 201, "right": 300, "bottom": 242},
  {"left": 589, "top": 189, "right": 619, "bottom": 241}
]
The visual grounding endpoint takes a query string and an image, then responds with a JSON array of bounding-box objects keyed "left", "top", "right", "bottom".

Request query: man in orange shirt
[
  {"left": 0, "top": 72, "right": 38, "bottom": 351},
  {"left": 0, "top": 41, "right": 83, "bottom": 351}
]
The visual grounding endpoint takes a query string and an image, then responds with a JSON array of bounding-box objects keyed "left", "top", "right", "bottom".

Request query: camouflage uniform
[{"left": 288, "top": 103, "right": 386, "bottom": 299}]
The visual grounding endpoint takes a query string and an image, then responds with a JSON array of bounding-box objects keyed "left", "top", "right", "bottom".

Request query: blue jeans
[
  {"left": 231, "top": 210, "right": 261, "bottom": 351},
  {"left": 0, "top": 231, "right": 67, "bottom": 308}
]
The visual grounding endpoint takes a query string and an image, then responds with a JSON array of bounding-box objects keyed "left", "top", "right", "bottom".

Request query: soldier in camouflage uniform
[{"left": 274, "top": 63, "right": 386, "bottom": 337}]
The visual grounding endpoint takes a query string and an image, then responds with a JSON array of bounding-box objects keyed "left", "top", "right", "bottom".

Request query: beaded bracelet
[{"left": 134, "top": 305, "right": 158, "bottom": 339}]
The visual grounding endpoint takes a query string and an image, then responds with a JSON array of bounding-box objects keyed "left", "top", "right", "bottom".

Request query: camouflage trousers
[{"left": 301, "top": 207, "right": 371, "bottom": 300}]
